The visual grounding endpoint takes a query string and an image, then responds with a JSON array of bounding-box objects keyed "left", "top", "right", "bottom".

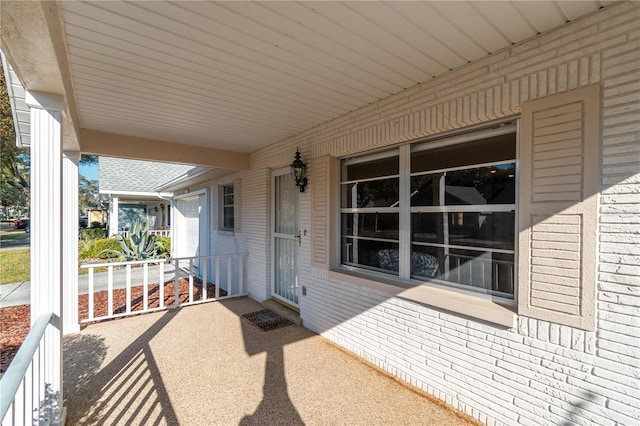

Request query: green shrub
[
  {"left": 94, "top": 238, "right": 123, "bottom": 258},
  {"left": 90, "top": 221, "right": 103, "bottom": 229},
  {"left": 79, "top": 237, "right": 122, "bottom": 259},
  {"left": 80, "top": 228, "right": 105, "bottom": 240},
  {"left": 101, "top": 220, "right": 166, "bottom": 261},
  {"left": 78, "top": 236, "right": 96, "bottom": 259},
  {"left": 156, "top": 236, "right": 171, "bottom": 257}
]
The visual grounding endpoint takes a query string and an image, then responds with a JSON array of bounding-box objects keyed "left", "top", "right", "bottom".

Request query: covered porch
[
  {"left": 2, "top": 1, "right": 638, "bottom": 425},
  {"left": 63, "top": 297, "right": 473, "bottom": 425}
]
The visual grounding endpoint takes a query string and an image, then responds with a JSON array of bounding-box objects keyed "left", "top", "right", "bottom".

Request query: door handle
[{"left": 294, "top": 230, "right": 302, "bottom": 246}]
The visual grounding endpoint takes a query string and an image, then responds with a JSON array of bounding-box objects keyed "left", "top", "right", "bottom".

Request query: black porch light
[{"left": 290, "top": 147, "right": 308, "bottom": 192}]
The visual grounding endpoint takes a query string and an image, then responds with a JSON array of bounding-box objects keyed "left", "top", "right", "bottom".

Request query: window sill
[
  {"left": 217, "top": 230, "right": 234, "bottom": 236},
  {"left": 327, "top": 269, "right": 517, "bottom": 329}
]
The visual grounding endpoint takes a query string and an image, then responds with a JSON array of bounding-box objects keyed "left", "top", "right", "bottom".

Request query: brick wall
[{"left": 200, "top": 3, "right": 639, "bottom": 424}]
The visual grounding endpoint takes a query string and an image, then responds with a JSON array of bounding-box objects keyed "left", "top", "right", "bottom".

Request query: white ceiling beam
[{"left": 79, "top": 129, "right": 250, "bottom": 170}]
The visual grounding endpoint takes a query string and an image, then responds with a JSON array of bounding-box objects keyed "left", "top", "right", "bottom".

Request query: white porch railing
[
  {"left": 118, "top": 229, "right": 171, "bottom": 238},
  {"left": 79, "top": 253, "right": 248, "bottom": 323},
  {"left": 0, "top": 313, "right": 62, "bottom": 426}
]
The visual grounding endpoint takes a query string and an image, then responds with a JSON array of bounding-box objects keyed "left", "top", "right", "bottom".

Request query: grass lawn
[
  {"left": 0, "top": 229, "right": 30, "bottom": 242},
  {"left": 78, "top": 265, "right": 108, "bottom": 275},
  {"left": 0, "top": 248, "right": 30, "bottom": 284}
]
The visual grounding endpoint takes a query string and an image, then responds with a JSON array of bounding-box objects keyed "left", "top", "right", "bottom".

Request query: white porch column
[
  {"left": 109, "top": 196, "right": 119, "bottom": 236},
  {"left": 63, "top": 152, "right": 80, "bottom": 334},
  {"left": 26, "top": 90, "right": 65, "bottom": 416}
]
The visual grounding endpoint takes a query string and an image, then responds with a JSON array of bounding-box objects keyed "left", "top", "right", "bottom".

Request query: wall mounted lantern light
[{"left": 290, "top": 147, "right": 308, "bottom": 192}]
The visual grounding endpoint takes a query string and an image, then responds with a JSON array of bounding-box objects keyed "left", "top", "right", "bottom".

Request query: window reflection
[
  {"left": 411, "top": 164, "right": 515, "bottom": 207},
  {"left": 341, "top": 178, "right": 399, "bottom": 208}
]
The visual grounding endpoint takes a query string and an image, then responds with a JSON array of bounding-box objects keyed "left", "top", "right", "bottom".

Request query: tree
[
  {"left": 78, "top": 175, "right": 98, "bottom": 215},
  {"left": 80, "top": 154, "right": 98, "bottom": 166},
  {"left": 1, "top": 57, "right": 98, "bottom": 218}
]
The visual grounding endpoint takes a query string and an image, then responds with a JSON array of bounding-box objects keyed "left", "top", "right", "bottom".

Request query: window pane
[
  {"left": 444, "top": 249, "right": 514, "bottom": 297},
  {"left": 411, "top": 166, "right": 516, "bottom": 207},
  {"left": 344, "top": 156, "right": 398, "bottom": 181},
  {"left": 411, "top": 174, "right": 442, "bottom": 207},
  {"left": 411, "top": 213, "right": 444, "bottom": 244},
  {"left": 448, "top": 211, "right": 515, "bottom": 250},
  {"left": 224, "top": 194, "right": 234, "bottom": 205},
  {"left": 445, "top": 164, "right": 515, "bottom": 205},
  {"left": 223, "top": 207, "right": 234, "bottom": 229},
  {"left": 223, "top": 185, "right": 234, "bottom": 196},
  {"left": 412, "top": 132, "right": 516, "bottom": 173},
  {"left": 341, "top": 178, "right": 399, "bottom": 208},
  {"left": 342, "top": 213, "right": 398, "bottom": 240},
  {"left": 411, "top": 245, "right": 514, "bottom": 297},
  {"left": 409, "top": 245, "right": 442, "bottom": 279},
  {"left": 342, "top": 238, "right": 399, "bottom": 275}
]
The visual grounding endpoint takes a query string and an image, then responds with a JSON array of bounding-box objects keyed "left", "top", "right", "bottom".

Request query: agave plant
[{"left": 100, "top": 220, "right": 165, "bottom": 261}]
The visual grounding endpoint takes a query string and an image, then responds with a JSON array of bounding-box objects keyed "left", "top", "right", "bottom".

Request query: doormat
[{"left": 242, "top": 309, "right": 293, "bottom": 331}]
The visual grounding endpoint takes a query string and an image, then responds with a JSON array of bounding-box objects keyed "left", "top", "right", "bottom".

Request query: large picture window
[{"left": 340, "top": 124, "right": 517, "bottom": 300}]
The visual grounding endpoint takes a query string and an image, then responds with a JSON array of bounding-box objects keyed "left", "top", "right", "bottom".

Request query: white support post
[
  {"left": 26, "top": 90, "right": 65, "bottom": 418},
  {"left": 63, "top": 151, "right": 80, "bottom": 334},
  {"left": 109, "top": 196, "right": 119, "bottom": 237}
]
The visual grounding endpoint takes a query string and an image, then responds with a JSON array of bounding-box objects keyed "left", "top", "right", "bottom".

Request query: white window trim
[
  {"left": 218, "top": 183, "right": 234, "bottom": 233},
  {"left": 328, "top": 268, "right": 517, "bottom": 328},
  {"left": 330, "top": 120, "right": 519, "bottom": 328}
]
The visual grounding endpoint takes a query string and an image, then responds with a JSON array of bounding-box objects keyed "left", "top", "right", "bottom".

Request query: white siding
[{"left": 189, "top": 3, "right": 640, "bottom": 424}]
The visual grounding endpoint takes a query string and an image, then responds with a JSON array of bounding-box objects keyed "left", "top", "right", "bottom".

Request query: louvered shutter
[
  {"left": 518, "top": 85, "right": 599, "bottom": 331},
  {"left": 311, "top": 155, "right": 338, "bottom": 269}
]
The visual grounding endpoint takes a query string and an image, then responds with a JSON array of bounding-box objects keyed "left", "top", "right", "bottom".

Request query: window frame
[
  {"left": 338, "top": 121, "right": 519, "bottom": 305},
  {"left": 219, "top": 183, "right": 235, "bottom": 232},
  {"left": 340, "top": 148, "right": 401, "bottom": 275}
]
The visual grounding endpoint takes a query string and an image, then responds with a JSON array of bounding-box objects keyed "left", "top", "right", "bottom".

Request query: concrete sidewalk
[
  {"left": 64, "top": 297, "right": 478, "bottom": 425},
  {"left": 0, "top": 264, "right": 176, "bottom": 307}
]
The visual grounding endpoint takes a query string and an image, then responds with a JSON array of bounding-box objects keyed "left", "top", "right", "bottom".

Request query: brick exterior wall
[{"left": 191, "top": 3, "right": 639, "bottom": 424}]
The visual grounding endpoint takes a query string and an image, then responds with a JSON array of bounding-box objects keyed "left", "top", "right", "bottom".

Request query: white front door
[{"left": 271, "top": 168, "right": 299, "bottom": 307}]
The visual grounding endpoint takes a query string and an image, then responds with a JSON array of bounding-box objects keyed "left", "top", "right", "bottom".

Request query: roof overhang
[
  {"left": 1, "top": 55, "right": 30, "bottom": 147},
  {"left": 99, "top": 189, "right": 174, "bottom": 201}
]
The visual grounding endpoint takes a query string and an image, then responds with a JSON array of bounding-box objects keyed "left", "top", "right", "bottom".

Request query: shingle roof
[{"left": 99, "top": 157, "right": 195, "bottom": 193}]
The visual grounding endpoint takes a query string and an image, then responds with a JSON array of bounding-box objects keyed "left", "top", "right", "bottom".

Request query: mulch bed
[{"left": 0, "top": 278, "right": 226, "bottom": 373}]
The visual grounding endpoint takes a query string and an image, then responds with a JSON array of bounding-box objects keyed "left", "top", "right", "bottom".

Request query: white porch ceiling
[{"left": 60, "top": 1, "right": 609, "bottom": 153}]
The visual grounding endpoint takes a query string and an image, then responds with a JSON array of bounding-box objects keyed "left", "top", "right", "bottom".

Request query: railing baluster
[
  {"left": 143, "top": 263, "right": 149, "bottom": 311},
  {"left": 77, "top": 253, "right": 249, "bottom": 324},
  {"left": 202, "top": 260, "right": 208, "bottom": 301},
  {"left": 227, "top": 256, "right": 232, "bottom": 296},
  {"left": 88, "top": 268, "right": 94, "bottom": 320},
  {"left": 174, "top": 259, "right": 180, "bottom": 306},
  {"left": 107, "top": 266, "right": 114, "bottom": 316},
  {"left": 215, "top": 258, "right": 220, "bottom": 299},
  {"left": 189, "top": 259, "right": 194, "bottom": 303},
  {"left": 239, "top": 255, "right": 244, "bottom": 295},
  {"left": 24, "top": 356, "right": 31, "bottom": 426},
  {"left": 159, "top": 261, "right": 165, "bottom": 308},
  {"left": 0, "top": 313, "right": 56, "bottom": 424},
  {"left": 126, "top": 264, "right": 132, "bottom": 314}
]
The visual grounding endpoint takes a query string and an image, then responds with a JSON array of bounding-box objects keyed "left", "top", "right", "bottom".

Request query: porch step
[{"left": 261, "top": 300, "right": 303, "bottom": 327}]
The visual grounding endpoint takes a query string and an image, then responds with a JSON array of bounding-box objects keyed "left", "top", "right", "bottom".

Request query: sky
[{"left": 80, "top": 162, "right": 98, "bottom": 181}]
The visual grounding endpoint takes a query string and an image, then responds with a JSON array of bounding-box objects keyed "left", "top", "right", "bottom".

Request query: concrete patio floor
[{"left": 63, "top": 297, "right": 478, "bottom": 425}]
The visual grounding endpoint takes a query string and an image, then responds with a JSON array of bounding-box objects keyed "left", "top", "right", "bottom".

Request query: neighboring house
[
  {"left": 98, "top": 157, "right": 197, "bottom": 236},
  {"left": 2, "top": 2, "right": 639, "bottom": 426}
]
